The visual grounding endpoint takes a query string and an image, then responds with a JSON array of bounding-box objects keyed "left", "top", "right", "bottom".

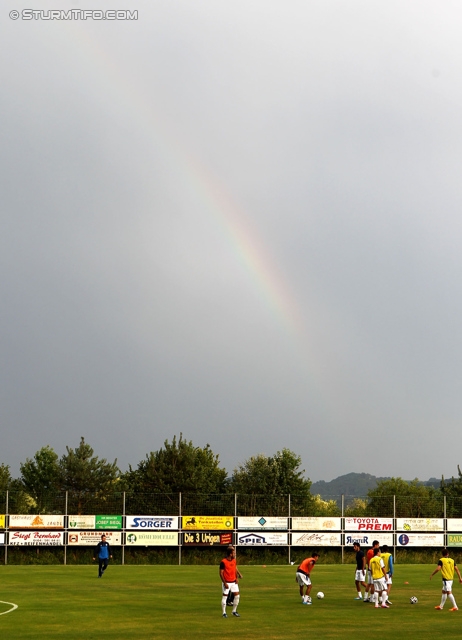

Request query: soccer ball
[
  {"left": 410, "top": 596, "right": 418, "bottom": 604},
  {"left": 317, "top": 592, "right": 325, "bottom": 599}
]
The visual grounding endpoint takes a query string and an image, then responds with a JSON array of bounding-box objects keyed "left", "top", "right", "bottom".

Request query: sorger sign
[
  {"left": 344, "top": 518, "right": 393, "bottom": 532},
  {"left": 126, "top": 516, "right": 178, "bottom": 530}
]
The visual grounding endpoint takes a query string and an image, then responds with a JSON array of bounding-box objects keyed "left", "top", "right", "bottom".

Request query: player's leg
[
  {"left": 98, "top": 559, "right": 104, "bottom": 577},
  {"left": 447, "top": 588, "right": 458, "bottom": 611},
  {"left": 222, "top": 584, "right": 229, "bottom": 616},
  {"left": 231, "top": 587, "right": 240, "bottom": 616}
]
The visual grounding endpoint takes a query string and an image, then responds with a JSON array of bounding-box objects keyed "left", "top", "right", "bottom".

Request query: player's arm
[
  {"left": 455, "top": 565, "right": 462, "bottom": 583},
  {"left": 380, "top": 561, "right": 387, "bottom": 579},
  {"left": 108, "top": 543, "right": 113, "bottom": 558},
  {"left": 430, "top": 563, "right": 442, "bottom": 579},
  {"left": 362, "top": 555, "right": 366, "bottom": 574},
  {"left": 92, "top": 542, "right": 100, "bottom": 561},
  {"left": 236, "top": 567, "right": 243, "bottom": 579},
  {"left": 219, "top": 563, "right": 228, "bottom": 589},
  {"left": 389, "top": 555, "right": 394, "bottom": 576}
]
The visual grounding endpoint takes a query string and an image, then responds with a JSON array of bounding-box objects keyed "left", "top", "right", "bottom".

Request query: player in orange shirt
[
  {"left": 296, "top": 553, "right": 319, "bottom": 604},
  {"left": 220, "top": 546, "right": 243, "bottom": 618}
]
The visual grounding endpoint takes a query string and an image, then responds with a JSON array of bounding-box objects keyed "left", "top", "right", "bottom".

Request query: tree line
[{"left": 1, "top": 435, "right": 462, "bottom": 517}]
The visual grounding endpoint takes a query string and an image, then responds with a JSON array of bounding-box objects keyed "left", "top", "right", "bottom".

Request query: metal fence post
[
  {"left": 341, "top": 494, "right": 344, "bottom": 564},
  {"left": 288, "top": 494, "right": 291, "bottom": 565},
  {"left": 179, "top": 492, "right": 182, "bottom": 566},
  {"left": 4, "top": 490, "right": 8, "bottom": 566},
  {"left": 64, "top": 491, "right": 68, "bottom": 566},
  {"left": 122, "top": 492, "right": 126, "bottom": 566},
  {"left": 393, "top": 494, "right": 396, "bottom": 563}
]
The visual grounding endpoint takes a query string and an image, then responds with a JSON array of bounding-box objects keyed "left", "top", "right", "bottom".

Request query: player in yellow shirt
[
  {"left": 369, "top": 548, "right": 389, "bottom": 609},
  {"left": 430, "top": 548, "right": 462, "bottom": 611}
]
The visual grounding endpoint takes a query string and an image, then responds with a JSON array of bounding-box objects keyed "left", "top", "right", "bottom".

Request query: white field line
[{"left": 0, "top": 601, "right": 18, "bottom": 616}]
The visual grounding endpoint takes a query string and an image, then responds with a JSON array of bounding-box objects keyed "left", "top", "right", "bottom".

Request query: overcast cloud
[{"left": 2, "top": 1, "right": 462, "bottom": 482}]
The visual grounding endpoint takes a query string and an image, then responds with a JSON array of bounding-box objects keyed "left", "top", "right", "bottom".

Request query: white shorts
[
  {"left": 443, "top": 580, "right": 453, "bottom": 592},
  {"left": 367, "top": 570, "right": 373, "bottom": 585},
  {"left": 222, "top": 581, "right": 239, "bottom": 595},
  {"left": 355, "top": 570, "right": 366, "bottom": 582},
  {"left": 385, "top": 573, "right": 392, "bottom": 585},
  {"left": 373, "top": 578, "right": 386, "bottom": 592},
  {"left": 296, "top": 572, "right": 312, "bottom": 587}
]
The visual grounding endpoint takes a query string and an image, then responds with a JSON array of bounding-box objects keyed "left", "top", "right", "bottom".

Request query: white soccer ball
[
  {"left": 410, "top": 596, "right": 418, "bottom": 604},
  {"left": 317, "top": 592, "right": 324, "bottom": 599}
]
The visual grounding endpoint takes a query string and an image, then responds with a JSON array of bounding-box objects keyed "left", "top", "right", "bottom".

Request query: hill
[{"left": 311, "top": 472, "right": 442, "bottom": 498}]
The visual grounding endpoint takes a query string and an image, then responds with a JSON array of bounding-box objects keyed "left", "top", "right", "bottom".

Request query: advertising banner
[
  {"left": 183, "top": 531, "right": 233, "bottom": 546},
  {"left": 291, "top": 531, "right": 341, "bottom": 546},
  {"left": 397, "top": 533, "right": 444, "bottom": 547},
  {"left": 0, "top": 533, "right": 4, "bottom": 545},
  {"left": 344, "top": 518, "right": 393, "bottom": 532},
  {"left": 9, "top": 531, "right": 64, "bottom": 546},
  {"left": 291, "top": 517, "right": 341, "bottom": 531},
  {"left": 95, "top": 515, "right": 122, "bottom": 530},
  {"left": 68, "top": 516, "right": 95, "bottom": 529},
  {"left": 125, "top": 531, "right": 178, "bottom": 546},
  {"left": 448, "top": 534, "right": 462, "bottom": 547},
  {"left": 67, "top": 531, "right": 122, "bottom": 545},
  {"left": 237, "top": 532, "right": 288, "bottom": 546},
  {"left": 344, "top": 533, "right": 394, "bottom": 547},
  {"left": 238, "top": 517, "right": 288, "bottom": 530},
  {"left": 8, "top": 515, "right": 64, "bottom": 529},
  {"left": 396, "top": 518, "right": 444, "bottom": 532},
  {"left": 126, "top": 516, "right": 178, "bottom": 530},
  {"left": 0, "top": 515, "right": 5, "bottom": 529},
  {"left": 447, "top": 519, "right": 462, "bottom": 532},
  {"left": 182, "top": 516, "right": 233, "bottom": 530}
]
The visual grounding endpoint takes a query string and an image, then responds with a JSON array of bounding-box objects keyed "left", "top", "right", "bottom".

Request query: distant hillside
[{"left": 311, "top": 473, "right": 442, "bottom": 498}]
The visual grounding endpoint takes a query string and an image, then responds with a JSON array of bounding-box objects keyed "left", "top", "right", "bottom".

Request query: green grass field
[{"left": 1, "top": 564, "right": 461, "bottom": 639}]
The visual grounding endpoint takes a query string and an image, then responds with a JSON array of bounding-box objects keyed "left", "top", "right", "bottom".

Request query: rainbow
[{"left": 57, "top": 23, "right": 307, "bottom": 339}]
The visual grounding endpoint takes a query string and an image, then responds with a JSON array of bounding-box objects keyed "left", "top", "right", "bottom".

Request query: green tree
[
  {"left": 441, "top": 466, "right": 462, "bottom": 517},
  {"left": 19, "top": 446, "right": 61, "bottom": 512},
  {"left": 229, "top": 449, "right": 313, "bottom": 516},
  {"left": 59, "top": 437, "right": 120, "bottom": 514},
  {"left": 366, "top": 477, "right": 442, "bottom": 518},
  {"left": 123, "top": 434, "right": 227, "bottom": 494},
  {"left": 0, "top": 463, "right": 12, "bottom": 493}
]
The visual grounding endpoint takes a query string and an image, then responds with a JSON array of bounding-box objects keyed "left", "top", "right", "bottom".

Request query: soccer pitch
[{"left": 1, "top": 564, "right": 461, "bottom": 639}]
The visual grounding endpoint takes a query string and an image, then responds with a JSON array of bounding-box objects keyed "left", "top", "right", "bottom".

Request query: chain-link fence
[{"left": 1, "top": 491, "right": 462, "bottom": 516}]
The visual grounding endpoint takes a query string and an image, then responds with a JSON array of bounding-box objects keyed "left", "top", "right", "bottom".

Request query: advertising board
[
  {"left": 182, "top": 531, "right": 233, "bottom": 546},
  {"left": 397, "top": 533, "right": 444, "bottom": 547},
  {"left": 447, "top": 519, "right": 462, "bottom": 532},
  {"left": 68, "top": 516, "right": 95, "bottom": 529},
  {"left": 0, "top": 515, "right": 5, "bottom": 529},
  {"left": 9, "top": 531, "right": 64, "bottom": 546},
  {"left": 291, "top": 531, "right": 341, "bottom": 546},
  {"left": 344, "top": 533, "right": 394, "bottom": 546},
  {"left": 8, "top": 515, "right": 64, "bottom": 529},
  {"left": 126, "top": 516, "right": 178, "bottom": 530},
  {"left": 448, "top": 534, "right": 462, "bottom": 547},
  {"left": 344, "top": 518, "right": 393, "bottom": 532},
  {"left": 396, "top": 518, "right": 444, "bottom": 532},
  {"left": 95, "top": 515, "right": 122, "bottom": 530},
  {"left": 0, "top": 533, "right": 4, "bottom": 545},
  {"left": 237, "top": 532, "right": 288, "bottom": 546},
  {"left": 291, "top": 517, "right": 341, "bottom": 531},
  {"left": 125, "top": 531, "right": 178, "bottom": 546},
  {"left": 182, "top": 516, "right": 233, "bottom": 530},
  {"left": 238, "top": 517, "right": 288, "bottom": 530},
  {"left": 67, "top": 531, "right": 122, "bottom": 545}
]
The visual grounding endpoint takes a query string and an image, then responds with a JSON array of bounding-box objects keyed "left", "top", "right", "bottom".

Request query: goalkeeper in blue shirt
[{"left": 93, "top": 534, "right": 112, "bottom": 578}]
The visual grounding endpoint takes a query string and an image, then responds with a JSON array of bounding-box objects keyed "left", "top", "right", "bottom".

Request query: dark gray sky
[{"left": 2, "top": 1, "right": 462, "bottom": 482}]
